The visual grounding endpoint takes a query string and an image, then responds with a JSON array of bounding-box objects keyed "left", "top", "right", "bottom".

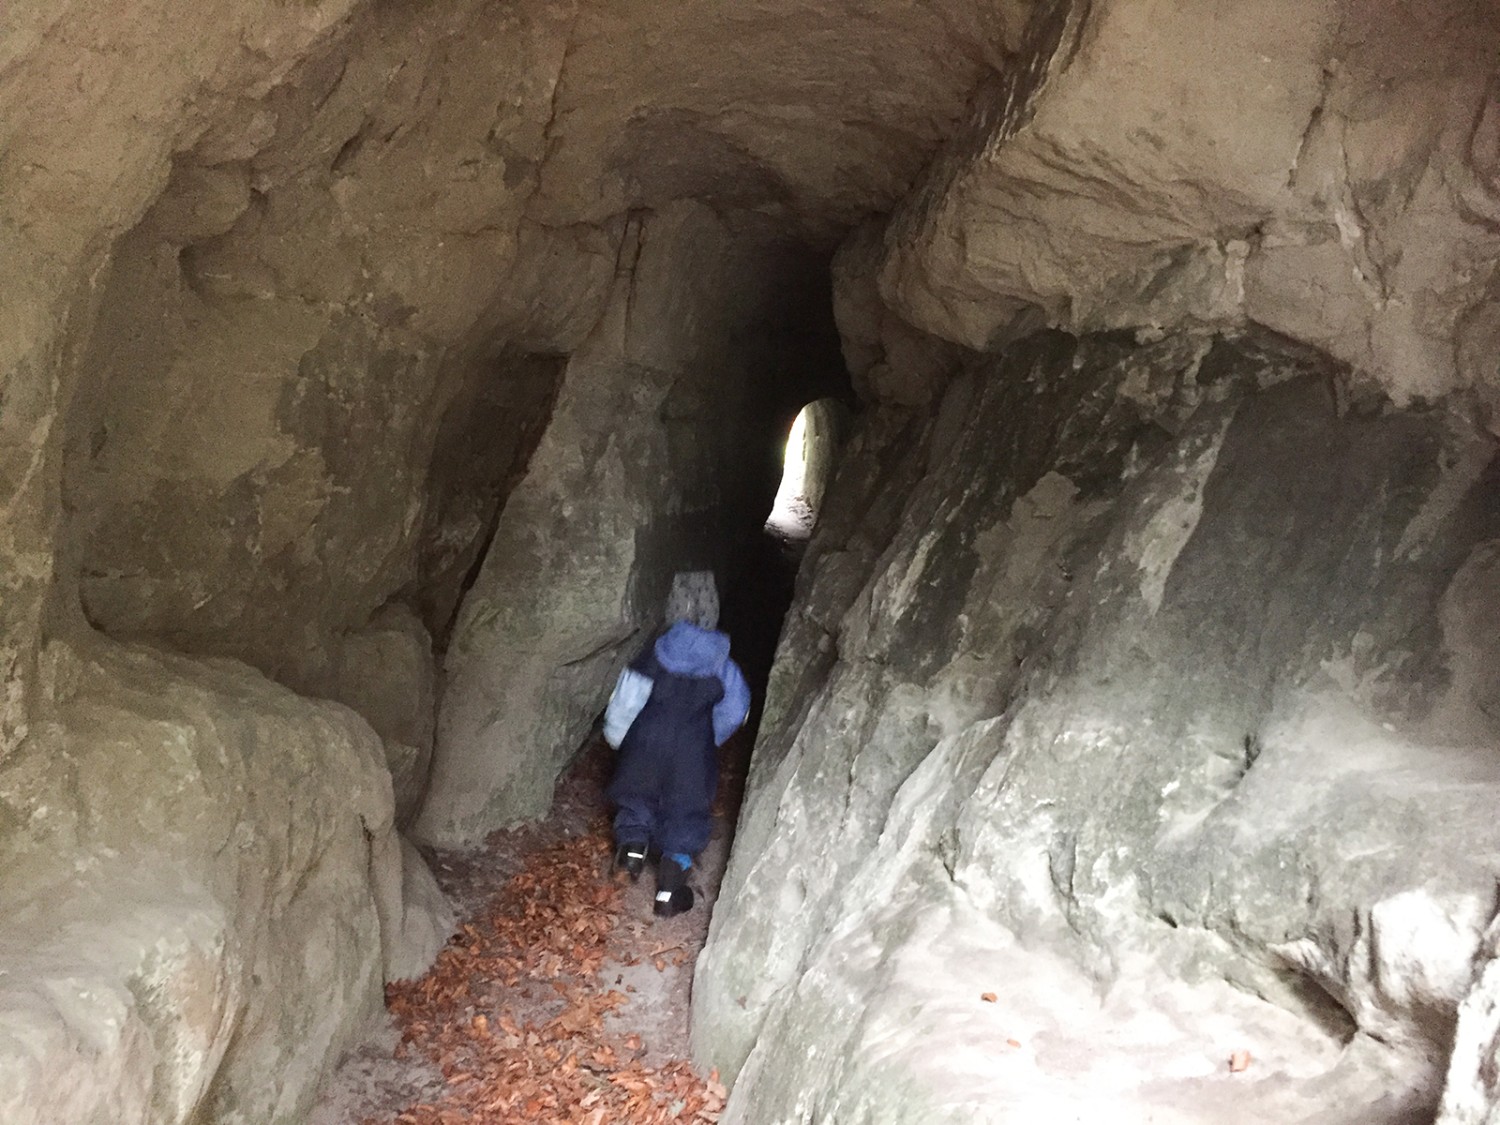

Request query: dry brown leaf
[{"left": 367, "top": 828, "right": 725, "bottom": 1125}]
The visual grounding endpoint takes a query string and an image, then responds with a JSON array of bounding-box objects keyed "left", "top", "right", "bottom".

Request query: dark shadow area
[
  {"left": 407, "top": 347, "right": 567, "bottom": 654},
  {"left": 718, "top": 272, "right": 850, "bottom": 729}
]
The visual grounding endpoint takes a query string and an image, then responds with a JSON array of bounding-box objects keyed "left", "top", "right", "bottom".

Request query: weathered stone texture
[
  {"left": 1, "top": 0, "right": 360, "bottom": 779},
  {"left": 529, "top": 0, "right": 1029, "bottom": 238},
  {"left": 0, "top": 636, "right": 445, "bottom": 1124},
  {"left": 61, "top": 0, "right": 588, "bottom": 687},
  {"left": 878, "top": 0, "right": 1500, "bottom": 404},
  {"left": 294, "top": 603, "right": 439, "bottom": 827},
  {"left": 697, "top": 329, "right": 1500, "bottom": 1120},
  {"left": 6, "top": 0, "right": 1500, "bottom": 1118}
]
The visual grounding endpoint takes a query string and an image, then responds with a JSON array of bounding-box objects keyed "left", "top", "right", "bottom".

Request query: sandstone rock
[
  {"left": 5, "top": 0, "right": 1499, "bottom": 1120},
  {"left": 294, "top": 603, "right": 438, "bottom": 826},
  {"left": 0, "top": 636, "right": 447, "bottom": 1124},
  {"left": 1440, "top": 914, "right": 1500, "bottom": 1125},
  {"left": 49, "top": 0, "right": 585, "bottom": 692},
  {"left": 697, "top": 328, "right": 1500, "bottom": 1120},
  {"left": 1, "top": 0, "right": 361, "bottom": 804},
  {"left": 877, "top": 0, "right": 1500, "bottom": 403},
  {"left": 794, "top": 400, "right": 848, "bottom": 518},
  {"left": 528, "top": 0, "right": 1018, "bottom": 239},
  {"left": 370, "top": 834, "right": 458, "bottom": 984},
  {"left": 831, "top": 220, "right": 966, "bottom": 407}
]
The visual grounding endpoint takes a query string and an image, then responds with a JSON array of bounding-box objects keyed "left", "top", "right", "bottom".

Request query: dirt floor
[{"left": 309, "top": 732, "right": 749, "bottom": 1125}]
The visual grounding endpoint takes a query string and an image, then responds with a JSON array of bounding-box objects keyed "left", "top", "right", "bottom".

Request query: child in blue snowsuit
[{"left": 602, "top": 621, "right": 751, "bottom": 916}]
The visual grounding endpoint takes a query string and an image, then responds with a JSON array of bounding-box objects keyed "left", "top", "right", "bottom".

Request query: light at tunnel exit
[{"left": 765, "top": 406, "right": 813, "bottom": 542}]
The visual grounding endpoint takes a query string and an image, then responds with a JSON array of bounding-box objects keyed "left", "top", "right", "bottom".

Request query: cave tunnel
[{"left": 4, "top": 0, "right": 1500, "bottom": 1123}]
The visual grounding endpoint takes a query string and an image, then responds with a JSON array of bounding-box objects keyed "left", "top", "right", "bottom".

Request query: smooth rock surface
[
  {"left": 0, "top": 636, "right": 449, "bottom": 1124},
  {"left": 696, "top": 328, "right": 1500, "bottom": 1120},
  {"left": 297, "top": 603, "right": 439, "bottom": 826}
]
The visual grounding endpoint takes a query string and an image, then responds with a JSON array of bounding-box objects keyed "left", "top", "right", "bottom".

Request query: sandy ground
[{"left": 309, "top": 732, "right": 748, "bottom": 1124}]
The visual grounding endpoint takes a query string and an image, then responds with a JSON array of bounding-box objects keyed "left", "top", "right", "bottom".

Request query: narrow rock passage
[{"left": 311, "top": 735, "right": 748, "bottom": 1124}]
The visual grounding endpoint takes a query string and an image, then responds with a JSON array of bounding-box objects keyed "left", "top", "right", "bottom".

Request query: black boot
[
  {"left": 612, "top": 841, "right": 648, "bottom": 881},
  {"left": 653, "top": 858, "right": 694, "bottom": 917}
]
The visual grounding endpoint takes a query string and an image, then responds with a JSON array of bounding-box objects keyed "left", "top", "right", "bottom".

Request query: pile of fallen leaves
[{"left": 369, "top": 833, "right": 726, "bottom": 1125}]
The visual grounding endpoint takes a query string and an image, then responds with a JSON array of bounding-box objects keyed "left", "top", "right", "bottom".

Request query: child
[{"left": 602, "top": 618, "right": 750, "bottom": 916}]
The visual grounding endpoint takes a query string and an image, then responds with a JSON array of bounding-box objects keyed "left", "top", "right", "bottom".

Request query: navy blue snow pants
[{"left": 605, "top": 668, "right": 722, "bottom": 858}]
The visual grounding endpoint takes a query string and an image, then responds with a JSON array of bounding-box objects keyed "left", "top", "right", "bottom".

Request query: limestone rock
[
  {"left": 0, "top": 636, "right": 447, "bottom": 1124},
  {"left": 697, "top": 328, "right": 1500, "bottom": 1120}
]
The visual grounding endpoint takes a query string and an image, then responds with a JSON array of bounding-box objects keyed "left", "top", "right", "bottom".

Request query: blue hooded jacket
[
  {"left": 602, "top": 622, "right": 750, "bottom": 828},
  {"left": 603, "top": 622, "right": 750, "bottom": 750}
]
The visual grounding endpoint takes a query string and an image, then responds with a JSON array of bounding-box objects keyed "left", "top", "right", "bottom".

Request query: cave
[{"left": 3, "top": 1, "right": 1500, "bottom": 1122}]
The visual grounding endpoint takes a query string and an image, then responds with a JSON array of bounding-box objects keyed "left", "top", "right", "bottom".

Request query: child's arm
[
  {"left": 603, "top": 668, "right": 654, "bottom": 748},
  {"left": 712, "top": 660, "right": 752, "bottom": 746}
]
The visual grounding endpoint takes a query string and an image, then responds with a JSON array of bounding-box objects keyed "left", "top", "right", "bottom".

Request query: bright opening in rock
[
  {"left": 764, "top": 398, "right": 847, "bottom": 548},
  {"left": 766, "top": 406, "right": 813, "bottom": 541}
]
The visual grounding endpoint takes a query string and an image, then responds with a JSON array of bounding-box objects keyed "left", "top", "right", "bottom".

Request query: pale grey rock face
[
  {"left": 0, "top": 637, "right": 448, "bottom": 1125},
  {"left": 696, "top": 328, "right": 1500, "bottom": 1121}
]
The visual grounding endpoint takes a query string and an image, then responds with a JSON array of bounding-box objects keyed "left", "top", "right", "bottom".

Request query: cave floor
[{"left": 310, "top": 735, "right": 745, "bottom": 1124}]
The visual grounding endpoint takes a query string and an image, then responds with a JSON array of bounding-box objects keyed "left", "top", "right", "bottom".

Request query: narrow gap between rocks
[
  {"left": 312, "top": 336, "right": 822, "bottom": 1125},
  {"left": 764, "top": 397, "right": 850, "bottom": 562},
  {"left": 313, "top": 601, "right": 785, "bottom": 1125},
  {"left": 311, "top": 732, "right": 748, "bottom": 1125}
]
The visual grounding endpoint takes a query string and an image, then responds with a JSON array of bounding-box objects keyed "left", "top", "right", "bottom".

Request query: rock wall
[
  {"left": 0, "top": 635, "right": 449, "bottom": 1125},
  {"left": 59, "top": 0, "right": 596, "bottom": 686},
  {"left": 695, "top": 327, "right": 1500, "bottom": 1121},
  {"left": 3, "top": 3, "right": 584, "bottom": 1116},
  {"left": 796, "top": 399, "right": 849, "bottom": 519},
  {"left": 877, "top": 0, "right": 1500, "bottom": 408}
]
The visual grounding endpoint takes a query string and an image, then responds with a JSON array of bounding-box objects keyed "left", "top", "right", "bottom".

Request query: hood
[{"left": 654, "top": 621, "right": 730, "bottom": 677}]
